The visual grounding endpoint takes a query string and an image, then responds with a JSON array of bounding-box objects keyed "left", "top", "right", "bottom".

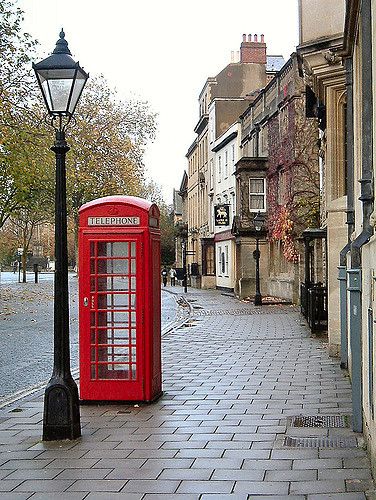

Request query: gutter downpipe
[
  {"left": 348, "top": 0, "right": 373, "bottom": 434},
  {"left": 338, "top": 58, "right": 355, "bottom": 370}
]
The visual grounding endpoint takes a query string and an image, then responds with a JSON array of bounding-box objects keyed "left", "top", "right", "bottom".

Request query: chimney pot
[
  {"left": 254, "top": 34, "right": 258, "bottom": 42},
  {"left": 248, "top": 34, "right": 252, "bottom": 42},
  {"left": 242, "top": 34, "right": 246, "bottom": 42},
  {"left": 261, "top": 34, "right": 265, "bottom": 43}
]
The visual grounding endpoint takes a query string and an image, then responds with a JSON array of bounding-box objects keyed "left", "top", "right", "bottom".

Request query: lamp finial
[{"left": 53, "top": 28, "right": 72, "bottom": 56}]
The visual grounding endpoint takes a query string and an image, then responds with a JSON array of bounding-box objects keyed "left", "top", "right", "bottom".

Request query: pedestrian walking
[
  {"left": 161, "top": 266, "right": 168, "bottom": 287},
  {"left": 169, "top": 266, "right": 176, "bottom": 286}
]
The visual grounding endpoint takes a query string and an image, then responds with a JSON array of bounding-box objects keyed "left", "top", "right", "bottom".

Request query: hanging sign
[{"left": 214, "top": 204, "right": 230, "bottom": 226}]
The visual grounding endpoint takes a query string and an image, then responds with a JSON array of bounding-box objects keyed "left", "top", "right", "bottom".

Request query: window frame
[{"left": 249, "top": 177, "right": 266, "bottom": 212}]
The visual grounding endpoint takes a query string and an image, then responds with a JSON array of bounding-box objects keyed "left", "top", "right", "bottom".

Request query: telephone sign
[{"left": 78, "top": 195, "right": 162, "bottom": 403}]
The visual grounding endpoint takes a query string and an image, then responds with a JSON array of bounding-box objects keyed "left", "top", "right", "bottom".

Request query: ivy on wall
[{"left": 266, "top": 99, "right": 320, "bottom": 263}]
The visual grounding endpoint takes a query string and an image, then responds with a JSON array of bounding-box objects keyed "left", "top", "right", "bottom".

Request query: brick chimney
[{"left": 240, "top": 33, "right": 266, "bottom": 64}]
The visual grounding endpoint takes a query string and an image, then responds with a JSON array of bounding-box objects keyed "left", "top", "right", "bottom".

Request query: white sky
[{"left": 20, "top": 0, "right": 299, "bottom": 203}]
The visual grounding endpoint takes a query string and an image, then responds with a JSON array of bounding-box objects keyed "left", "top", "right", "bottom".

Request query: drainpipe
[
  {"left": 254, "top": 124, "right": 260, "bottom": 157},
  {"left": 338, "top": 58, "right": 355, "bottom": 370},
  {"left": 348, "top": 0, "right": 373, "bottom": 434}
]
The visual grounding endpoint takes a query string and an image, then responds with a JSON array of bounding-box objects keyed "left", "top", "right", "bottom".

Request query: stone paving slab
[{"left": 0, "top": 287, "right": 374, "bottom": 498}]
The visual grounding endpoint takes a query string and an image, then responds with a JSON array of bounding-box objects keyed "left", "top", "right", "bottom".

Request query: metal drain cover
[
  {"left": 283, "top": 436, "right": 358, "bottom": 448},
  {"left": 289, "top": 415, "right": 351, "bottom": 428}
]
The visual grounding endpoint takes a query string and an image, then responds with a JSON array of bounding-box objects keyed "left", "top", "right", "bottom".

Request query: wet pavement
[
  {"left": 0, "top": 286, "right": 374, "bottom": 498},
  {"left": 0, "top": 277, "right": 181, "bottom": 403}
]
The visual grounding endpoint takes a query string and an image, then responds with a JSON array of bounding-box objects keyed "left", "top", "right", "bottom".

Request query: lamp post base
[
  {"left": 254, "top": 294, "right": 262, "bottom": 306},
  {"left": 43, "top": 376, "right": 81, "bottom": 441}
]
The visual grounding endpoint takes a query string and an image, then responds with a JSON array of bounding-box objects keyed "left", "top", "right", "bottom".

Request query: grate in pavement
[
  {"left": 283, "top": 435, "right": 358, "bottom": 448},
  {"left": 289, "top": 415, "right": 351, "bottom": 428}
]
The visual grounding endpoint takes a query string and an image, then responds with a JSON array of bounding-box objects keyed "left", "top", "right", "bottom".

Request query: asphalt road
[{"left": 0, "top": 274, "right": 179, "bottom": 403}]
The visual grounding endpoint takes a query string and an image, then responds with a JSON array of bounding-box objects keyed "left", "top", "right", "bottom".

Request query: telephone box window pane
[
  {"left": 108, "top": 277, "right": 129, "bottom": 291},
  {"left": 131, "top": 329, "right": 136, "bottom": 342},
  {"left": 90, "top": 312, "right": 96, "bottom": 327},
  {"left": 97, "top": 242, "right": 129, "bottom": 257},
  {"left": 131, "top": 242, "right": 136, "bottom": 257},
  {"left": 111, "top": 259, "right": 129, "bottom": 274},
  {"left": 90, "top": 277, "right": 96, "bottom": 292},
  {"left": 131, "top": 312, "right": 136, "bottom": 327},
  {"left": 90, "top": 329, "right": 96, "bottom": 344},
  {"left": 97, "top": 329, "right": 109, "bottom": 344},
  {"left": 97, "top": 365, "right": 130, "bottom": 379},
  {"left": 131, "top": 365, "right": 137, "bottom": 379},
  {"left": 107, "top": 311, "right": 128, "bottom": 325},
  {"left": 97, "top": 259, "right": 129, "bottom": 275},
  {"left": 97, "top": 277, "right": 106, "bottom": 292},
  {"left": 90, "top": 259, "right": 95, "bottom": 274},
  {"left": 112, "top": 242, "right": 129, "bottom": 257},
  {"left": 90, "top": 347, "right": 96, "bottom": 362},
  {"left": 131, "top": 346, "right": 137, "bottom": 362},
  {"left": 130, "top": 294, "right": 136, "bottom": 310},
  {"left": 97, "top": 242, "right": 107, "bottom": 256},
  {"left": 90, "top": 365, "right": 96, "bottom": 379},
  {"left": 90, "top": 242, "right": 95, "bottom": 256},
  {"left": 131, "top": 259, "right": 136, "bottom": 274},
  {"left": 96, "top": 293, "right": 129, "bottom": 309},
  {"left": 131, "top": 277, "right": 136, "bottom": 291},
  {"left": 97, "top": 347, "right": 129, "bottom": 363},
  {"left": 95, "top": 331, "right": 130, "bottom": 346},
  {"left": 110, "top": 293, "right": 129, "bottom": 309}
]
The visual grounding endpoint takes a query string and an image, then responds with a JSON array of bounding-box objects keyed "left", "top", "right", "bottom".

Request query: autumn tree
[
  {"left": 0, "top": 0, "right": 51, "bottom": 230},
  {"left": 65, "top": 76, "right": 157, "bottom": 262},
  {"left": 0, "top": 2, "right": 158, "bottom": 269}
]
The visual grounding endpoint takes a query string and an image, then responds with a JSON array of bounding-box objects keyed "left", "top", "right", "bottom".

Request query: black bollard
[{"left": 33, "top": 263, "right": 39, "bottom": 283}]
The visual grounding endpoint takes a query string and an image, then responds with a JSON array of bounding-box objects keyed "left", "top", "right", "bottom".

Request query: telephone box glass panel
[{"left": 89, "top": 241, "right": 137, "bottom": 380}]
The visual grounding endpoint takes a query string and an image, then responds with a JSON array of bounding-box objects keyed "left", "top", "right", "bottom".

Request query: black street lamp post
[
  {"left": 33, "top": 30, "right": 88, "bottom": 441},
  {"left": 182, "top": 240, "right": 187, "bottom": 293},
  {"left": 253, "top": 212, "right": 263, "bottom": 306}
]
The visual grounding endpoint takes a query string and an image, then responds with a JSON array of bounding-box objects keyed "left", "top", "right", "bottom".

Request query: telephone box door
[{"left": 80, "top": 234, "right": 144, "bottom": 401}]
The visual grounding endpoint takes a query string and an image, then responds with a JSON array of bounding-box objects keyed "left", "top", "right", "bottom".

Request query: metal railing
[{"left": 300, "top": 282, "right": 328, "bottom": 333}]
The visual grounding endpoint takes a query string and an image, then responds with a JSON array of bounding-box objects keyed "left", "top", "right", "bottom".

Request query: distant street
[{"left": 0, "top": 274, "right": 180, "bottom": 404}]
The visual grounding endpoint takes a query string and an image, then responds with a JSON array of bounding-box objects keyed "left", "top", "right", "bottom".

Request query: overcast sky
[{"left": 20, "top": 0, "right": 299, "bottom": 203}]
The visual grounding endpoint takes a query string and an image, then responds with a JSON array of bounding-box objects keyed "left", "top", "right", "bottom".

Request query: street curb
[
  {"left": 0, "top": 368, "right": 80, "bottom": 410},
  {"left": 161, "top": 292, "right": 193, "bottom": 336},
  {"left": 1, "top": 294, "right": 190, "bottom": 409}
]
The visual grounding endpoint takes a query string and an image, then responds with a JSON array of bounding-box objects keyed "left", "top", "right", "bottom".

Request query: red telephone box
[{"left": 78, "top": 196, "right": 162, "bottom": 402}]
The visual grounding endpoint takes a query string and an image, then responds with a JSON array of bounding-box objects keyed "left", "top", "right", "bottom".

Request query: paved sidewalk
[{"left": 0, "top": 287, "right": 374, "bottom": 499}]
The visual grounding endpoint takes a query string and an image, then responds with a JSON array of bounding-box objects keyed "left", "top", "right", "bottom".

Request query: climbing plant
[{"left": 267, "top": 98, "right": 320, "bottom": 263}]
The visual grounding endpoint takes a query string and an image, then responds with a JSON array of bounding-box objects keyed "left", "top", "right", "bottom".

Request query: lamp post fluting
[
  {"left": 253, "top": 212, "right": 263, "bottom": 306},
  {"left": 33, "top": 30, "right": 88, "bottom": 441}
]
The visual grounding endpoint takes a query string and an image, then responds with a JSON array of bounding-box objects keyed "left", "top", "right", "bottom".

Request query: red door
[{"left": 80, "top": 235, "right": 144, "bottom": 401}]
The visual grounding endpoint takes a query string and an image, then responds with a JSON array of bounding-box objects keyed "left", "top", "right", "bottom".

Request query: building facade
[
  {"left": 186, "top": 34, "right": 284, "bottom": 290},
  {"left": 234, "top": 54, "right": 320, "bottom": 301},
  {"left": 298, "top": 0, "right": 346, "bottom": 355}
]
